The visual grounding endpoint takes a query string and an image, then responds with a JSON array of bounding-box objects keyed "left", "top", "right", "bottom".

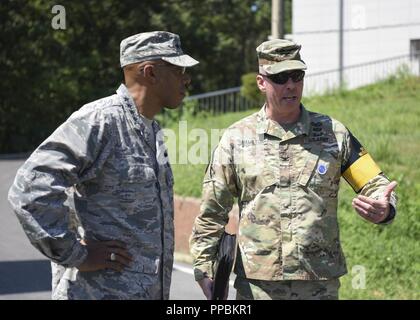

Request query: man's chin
[{"left": 283, "top": 97, "right": 301, "bottom": 107}]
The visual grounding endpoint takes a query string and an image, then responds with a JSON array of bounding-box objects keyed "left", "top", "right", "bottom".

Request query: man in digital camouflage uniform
[
  {"left": 8, "top": 31, "right": 198, "bottom": 299},
  {"left": 190, "top": 39, "right": 397, "bottom": 300}
]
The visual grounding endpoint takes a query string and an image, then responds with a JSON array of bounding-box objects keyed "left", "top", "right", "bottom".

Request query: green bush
[{"left": 240, "top": 72, "right": 264, "bottom": 105}]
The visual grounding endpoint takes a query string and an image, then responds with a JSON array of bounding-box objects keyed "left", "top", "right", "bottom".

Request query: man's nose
[
  {"left": 285, "top": 77, "right": 296, "bottom": 89},
  {"left": 183, "top": 73, "right": 191, "bottom": 86}
]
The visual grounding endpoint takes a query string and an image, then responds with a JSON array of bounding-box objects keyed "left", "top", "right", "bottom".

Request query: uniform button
[
  {"left": 279, "top": 176, "right": 290, "bottom": 186},
  {"left": 283, "top": 196, "right": 291, "bottom": 208}
]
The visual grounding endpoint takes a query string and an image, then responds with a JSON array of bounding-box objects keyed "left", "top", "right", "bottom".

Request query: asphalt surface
[{"left": 0, "top": 159, "right": 235, "bottom": 300}]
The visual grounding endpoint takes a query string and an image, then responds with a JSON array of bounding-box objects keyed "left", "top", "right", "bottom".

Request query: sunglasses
[{"left": 265, "top": 70, "right": 305, "bottom": 85}]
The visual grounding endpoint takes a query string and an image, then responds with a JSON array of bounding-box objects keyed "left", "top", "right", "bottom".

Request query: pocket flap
[
  {"left": 123, "top": 164, "right": 156, "bottom": 183},
  {"left": 298, "top": 151, "right": 320, "bottom": 187}
]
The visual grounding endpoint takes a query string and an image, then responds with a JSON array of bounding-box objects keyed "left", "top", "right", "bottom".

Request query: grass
[{"left": 161, "top": 75, "right": 420, "bottom": 299}]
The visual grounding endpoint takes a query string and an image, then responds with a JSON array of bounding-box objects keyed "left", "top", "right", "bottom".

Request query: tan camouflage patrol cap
[
  {"left": 256, "top": 39, "right": 307, "bottom": 75},
  {"left": 120, "top": 31, "right": 199, "bottom": 68}
]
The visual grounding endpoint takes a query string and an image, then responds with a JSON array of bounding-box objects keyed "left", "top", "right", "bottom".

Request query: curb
[{"left": 174, "top": 251, "right": 193, "bottom": 265}]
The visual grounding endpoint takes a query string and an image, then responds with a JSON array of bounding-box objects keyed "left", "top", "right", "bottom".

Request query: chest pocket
[
  {"left": 121, "top": 163, "right": 156, "bottom": 183},
  {"left": 298, "top": 148, "right": 340, "bottom": 197},
  {"left": 117, "top": 164, "right": 158, "bottom": 214},
  {"left": 297, "top": 150, "right": 319, "bottom": 187},
  {"left": 237, "top": 140, "right": 279, "bottom": 201}
]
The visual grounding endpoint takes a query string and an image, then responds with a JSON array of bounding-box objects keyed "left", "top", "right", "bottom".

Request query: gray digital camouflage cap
[
  {"left": 120, "top": 31, "right": 199, "bottom": 68},
  {"left": 256, "top": 39, "right": 307, "bottom": 75}
]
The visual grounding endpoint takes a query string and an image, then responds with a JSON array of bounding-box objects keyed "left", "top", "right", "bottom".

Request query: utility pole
[
  {"left": 339, "top": 0, "right": 344, "bottom": 88},
  {"left": 271, "top": 0, "right": 285, "bottom": 39}
]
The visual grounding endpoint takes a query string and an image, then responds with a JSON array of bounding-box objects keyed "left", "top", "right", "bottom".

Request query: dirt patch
[{"left": 174, "top": 196, "right": 238, "bottom": 256}]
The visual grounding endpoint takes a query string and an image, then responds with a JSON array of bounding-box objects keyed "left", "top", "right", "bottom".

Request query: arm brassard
[{"left": 341, "top": 131, "right": 382, "bottom": 193}]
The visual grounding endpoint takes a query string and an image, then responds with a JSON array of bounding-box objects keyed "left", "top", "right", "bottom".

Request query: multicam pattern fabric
[
  {"left": 234, "top": 276, "right": 340, "bottom": 300},
  {"left": 190, "top": 105, "right": 397, "bottom": 282},
  {"left": 8, "top": 84, "right": 174, "bottom": 300},
  {"left": 256, "top": 39, "right": 307, "bottom": 75}
]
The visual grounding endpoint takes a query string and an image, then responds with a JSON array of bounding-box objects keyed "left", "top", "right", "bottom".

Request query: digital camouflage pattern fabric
[
  {"left": 8, "top": 84, "right": 174, "bottom": 299},
  {"left": 190, "top": 105, "right": 397, "bottom": 282},
  {"left": 120, "top": 31, "right": 199, "bottom": 68}
]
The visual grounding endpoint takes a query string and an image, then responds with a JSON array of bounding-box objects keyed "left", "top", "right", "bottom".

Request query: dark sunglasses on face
[{"left": 265, "top": 70, "right": 305, "bottom": 85}]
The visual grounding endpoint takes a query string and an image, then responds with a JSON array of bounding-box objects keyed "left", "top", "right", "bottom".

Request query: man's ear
[
  {"left": 256, "top": 74, "right": 266, "bottom": 93},
  {"left": 140, "top": 64, "right": 158, "bottom": 84}
]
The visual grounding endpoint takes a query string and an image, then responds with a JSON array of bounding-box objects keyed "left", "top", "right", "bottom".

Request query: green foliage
[
  {"left": 240, "top": 72, "right": 264, "bottom": 105},
  {"left": 168, "top": 76, "right": 420, "bottom": 299},
  {"left": 1, "top": 0, "right": 285, "bottom": 153}
]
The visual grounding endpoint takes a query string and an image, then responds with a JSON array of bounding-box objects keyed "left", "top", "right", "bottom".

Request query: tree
[{"left": 0, "top": 0, "right": 293, "bottom": 153}]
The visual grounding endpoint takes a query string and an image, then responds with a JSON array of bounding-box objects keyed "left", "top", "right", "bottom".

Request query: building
[{"left": 289, "top": 0, "right": 420, "bottom": 94}]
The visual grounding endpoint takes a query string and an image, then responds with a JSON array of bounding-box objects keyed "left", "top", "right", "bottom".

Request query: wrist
[
  {"left": 377, "top": 205, "right": 396, "bottom": 224},
  {"left": 194, "top": 268, "right": 212, "bottom": 281}
]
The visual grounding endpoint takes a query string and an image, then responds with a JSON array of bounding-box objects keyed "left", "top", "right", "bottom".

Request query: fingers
[
  {"left": 104, "top": 240, "right": 128, "bottom": 250},
  {"left": 352, "top": 201, "right": 370, "bottom": 216},
  {"left": 105, "top": 260, "right": 126, "bottom": 272},
  {"left": 108, "top": 247, "right": 133, "bottom": 262},
  {"left": 383, "top": 181, "right": 398, "bottom": 200},
  {"left": 352, "top": 198, "right": 383, "bottom": 215},
  {"left": 80, "top": 239, "right": 133, "bottom": 272},
  {"left": 105, "top": 241, "right": 133, "bottom": 269},
  {"left": 352, "top": 201, "right": 380, "bottom": 223},
  {"left": 198, "top": 278, "right": 214, "bottom": 300},
  {"left": 356, "top": 195, "right": 377, "bottom": 206},
  {"left": 352, "top": 197, "right": 389, "bottom": 223},
  {"left": 107, "top": 249, "right": 132, "bottom": 268}
]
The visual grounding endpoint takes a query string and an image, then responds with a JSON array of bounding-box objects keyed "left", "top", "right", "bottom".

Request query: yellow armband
[
  {"left": 341, "top": 131, "right": 382, "bottom": 193},
  {"left": 342, "top": 153, "right": 381, "bottom": 192}
]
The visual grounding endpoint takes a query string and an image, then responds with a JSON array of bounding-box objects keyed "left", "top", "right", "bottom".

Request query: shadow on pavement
[
  {"left": 0, "top": 260, "right": 51, "bottom": 294},
  {"left": 0, "top": 152, "right": 31, "bottom": 160}
]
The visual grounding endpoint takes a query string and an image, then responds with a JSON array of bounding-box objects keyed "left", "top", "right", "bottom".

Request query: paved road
[{"left": 0, "top": 159, "right": 235, "bottom": 300}]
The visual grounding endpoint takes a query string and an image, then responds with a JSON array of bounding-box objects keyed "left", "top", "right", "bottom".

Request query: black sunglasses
[{"left": 265, "top": 70, "right": 305, "bottom": 85}]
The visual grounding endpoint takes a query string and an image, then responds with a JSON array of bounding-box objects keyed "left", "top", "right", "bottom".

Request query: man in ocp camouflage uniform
[
  {"left": 190, "top": 39, "right": 397, "bottom": 300},
  {"left": 8, "top": 31, "right": 198, "bottom": 299}
]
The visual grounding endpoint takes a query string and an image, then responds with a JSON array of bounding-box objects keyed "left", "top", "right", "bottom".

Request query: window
[{"left": 410, "top": 39, "right": 420, "bottom": 59}]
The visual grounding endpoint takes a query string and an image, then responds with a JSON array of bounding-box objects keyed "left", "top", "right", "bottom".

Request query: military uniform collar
[
  {"left": 116, "top": 84, "right": 160, "bottom": 150},
  {"left": 256, "top": 103, "right": 310, "bottom": 141},
  {"left": 117, "top": 84, "right": 160, "bottom": 130}
]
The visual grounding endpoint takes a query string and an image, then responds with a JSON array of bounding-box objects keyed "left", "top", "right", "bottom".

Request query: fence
[
  {"left": 183, "top": 87, "right": 255, "bottom": 114},
  {"left": 177, "top": 54, "right": 419, "bottom": 116},
  {"left": 303, "top": 54, "right": 420, "bottom": 95}
]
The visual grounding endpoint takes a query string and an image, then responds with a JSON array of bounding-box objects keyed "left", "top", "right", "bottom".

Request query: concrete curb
[{"left": 174, "top": 252, "right": 194, "bottom": 265}]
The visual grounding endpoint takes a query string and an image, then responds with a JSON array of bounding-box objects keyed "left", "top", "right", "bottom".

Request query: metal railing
[
  {"left": 183, "top": 86, "right": 254, "bottom": 114},
  {"left": 178, "top": 54, "right": 419, "bottom": 115},
  {"left": 303, "top": 54, "right": 420, "bottom": 95}
]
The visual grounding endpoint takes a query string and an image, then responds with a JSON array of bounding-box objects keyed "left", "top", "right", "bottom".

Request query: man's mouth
[{"left": 283, "top": 96, "right": 297, "bottom": 101}]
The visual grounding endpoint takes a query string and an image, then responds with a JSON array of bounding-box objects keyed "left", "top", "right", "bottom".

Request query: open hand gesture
[{"left": 352, "top": 181, "right": 397, "bottom": 224}]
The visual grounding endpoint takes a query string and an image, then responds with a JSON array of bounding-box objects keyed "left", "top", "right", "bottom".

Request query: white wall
[{"left": 290, "top": 0, "right": 420, "bottom": 94}]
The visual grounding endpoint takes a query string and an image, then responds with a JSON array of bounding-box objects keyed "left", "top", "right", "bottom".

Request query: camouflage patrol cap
[
  {"left": 256, "top": 39, "right": 307, "bottom": 75},
  {"left": 120, "top": 31, "right": 199, "bottom": 68}
]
